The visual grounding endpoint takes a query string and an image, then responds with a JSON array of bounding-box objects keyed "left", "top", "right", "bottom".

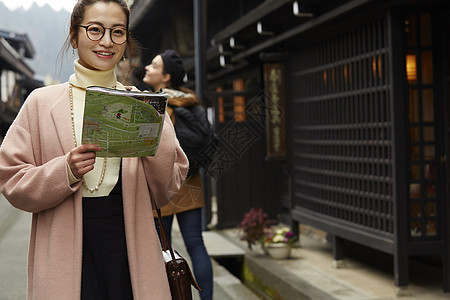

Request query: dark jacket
[{"left": 157, "top": 88, "right": 212, "bottom": 216}]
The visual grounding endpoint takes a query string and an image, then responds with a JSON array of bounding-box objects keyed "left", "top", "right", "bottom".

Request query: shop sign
[{"left": 264, "top": 64, "right": 286, "bottom": 158}]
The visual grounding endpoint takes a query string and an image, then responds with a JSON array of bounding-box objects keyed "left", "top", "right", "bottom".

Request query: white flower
[{"left": 272, "top": 235, "right": 285, "bottom": 243}]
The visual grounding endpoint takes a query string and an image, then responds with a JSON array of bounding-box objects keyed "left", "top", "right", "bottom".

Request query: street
[{"left": 0, "top": 194, "right": 29, "bottom": 300}]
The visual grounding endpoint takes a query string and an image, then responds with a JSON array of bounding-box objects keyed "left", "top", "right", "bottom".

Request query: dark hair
[
  {"left": 160, "top": 49, "right": 185, "bottom": 89},
  {"left": 57, "top": 0, "right": 137, "bottom": 79}
]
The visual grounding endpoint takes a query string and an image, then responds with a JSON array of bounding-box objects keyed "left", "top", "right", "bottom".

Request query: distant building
[{"left": 0, "top": 29, "right": 43, "bottom": 139}]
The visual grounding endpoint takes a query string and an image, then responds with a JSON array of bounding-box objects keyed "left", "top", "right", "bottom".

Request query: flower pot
[{"left": 265, "top": 243, "right": 291, "bottom": 259}]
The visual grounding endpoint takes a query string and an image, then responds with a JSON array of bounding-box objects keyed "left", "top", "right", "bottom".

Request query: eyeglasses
[{"left": 79, "top": 24, "right": 128, "bottom": 45}]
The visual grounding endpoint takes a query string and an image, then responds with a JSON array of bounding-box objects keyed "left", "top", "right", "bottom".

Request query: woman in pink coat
[{"left": 0, "top": 0, "right": 188, "bottom": 299}]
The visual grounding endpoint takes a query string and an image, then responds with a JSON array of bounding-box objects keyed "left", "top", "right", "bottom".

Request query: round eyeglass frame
[{"left": 79, "top": 24, "right": 128, "bottom": 45}]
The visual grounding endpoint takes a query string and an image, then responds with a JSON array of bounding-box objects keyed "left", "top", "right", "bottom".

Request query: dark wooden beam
[
  {"left": 211, "top": 0, "right": 292, "bottom": 44},
  {"left": 194, "top": 0, "right": 207, "bottom": 101},
  {"left": 0, "top": 38, "right": 33, "bottom": 78},
  {"left": 231, "top": 0, "right": 375, "bottom": 63}
]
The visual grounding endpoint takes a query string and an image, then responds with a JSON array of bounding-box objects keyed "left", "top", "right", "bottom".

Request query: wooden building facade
[{"left": 130, "top": 0, "right": 450, "bottom": 290}]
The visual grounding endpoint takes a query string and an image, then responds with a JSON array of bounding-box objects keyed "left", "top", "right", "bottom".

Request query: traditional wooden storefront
[
  {"left": 130, "top": 0, "right": 450, "bottom": 290},
  {"left": 289, "top": 5, "right": 450, "bottom": 290}
]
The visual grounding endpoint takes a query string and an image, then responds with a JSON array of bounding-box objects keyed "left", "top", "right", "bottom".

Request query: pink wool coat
[{"left": 0, "top": 83, "right": 189, "bottom": 299}]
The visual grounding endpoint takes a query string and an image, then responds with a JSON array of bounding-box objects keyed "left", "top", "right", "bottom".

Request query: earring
[
  {"left": 122, "top": 55, "right": 126, "bottom": 61},
  {"left": 72, "top": 49, "right": 75, "bottom": 57}
]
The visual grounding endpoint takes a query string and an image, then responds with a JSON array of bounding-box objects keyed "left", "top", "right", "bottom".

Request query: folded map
[{"left": 82, "top": 86, "right": 168, "bottom": 157}]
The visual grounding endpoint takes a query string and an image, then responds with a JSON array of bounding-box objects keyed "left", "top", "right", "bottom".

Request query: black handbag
[{"left": 150, "top": 189, "right": 201, "bottom": 299}]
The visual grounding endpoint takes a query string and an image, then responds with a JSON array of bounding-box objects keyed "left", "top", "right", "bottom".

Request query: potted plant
[
  {"left": 237, "top": 207, "right": 275, "bottom": 250},
  {"left": 263, "top": 227, "right": 296, "bottom": 259}
]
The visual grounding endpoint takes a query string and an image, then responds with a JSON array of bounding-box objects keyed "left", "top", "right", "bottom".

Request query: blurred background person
[{"left": 143, "top": 49, "right": 214, "bottom": 300}]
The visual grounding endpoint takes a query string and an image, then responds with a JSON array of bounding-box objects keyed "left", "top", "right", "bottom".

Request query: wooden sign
[{"left": 264, "top": 64, "right": 286, "bottom": 158}]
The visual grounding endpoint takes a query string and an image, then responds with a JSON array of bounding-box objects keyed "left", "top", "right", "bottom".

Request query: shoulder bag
[{"left": 150, "top": 187, "right": 201, "bottom": 299}]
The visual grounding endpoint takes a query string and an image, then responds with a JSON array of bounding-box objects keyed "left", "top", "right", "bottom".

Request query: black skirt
[{"left": 81, "top": 174, "right": 133, "bottom": 300}]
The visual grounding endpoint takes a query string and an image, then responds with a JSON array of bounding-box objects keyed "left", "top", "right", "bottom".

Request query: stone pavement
[
  {"left": 209, "top": 228, "right": 450, "bottom": 300},
  {"left": 0, "top": 194, "right": 29, "bottom": 300},
  {"left": 173, "top": 218, "right": 450, "bottom": 300},
  {"left": 2, "top": 191, "right": 449, "bottom": 300}
]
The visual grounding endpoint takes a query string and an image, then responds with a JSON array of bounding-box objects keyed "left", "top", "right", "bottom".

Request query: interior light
[{"left": 406, "top": 54, "right": 417, "bottom": 82}]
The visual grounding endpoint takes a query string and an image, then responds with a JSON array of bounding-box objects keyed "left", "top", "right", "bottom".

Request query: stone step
[{"left": 171, "top": 219, "right": 260, "bottom": 300}]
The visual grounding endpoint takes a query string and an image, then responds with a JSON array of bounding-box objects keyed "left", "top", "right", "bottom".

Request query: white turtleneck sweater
[{"left": 67, "top": 59, "right": 123, "bottom": 197}]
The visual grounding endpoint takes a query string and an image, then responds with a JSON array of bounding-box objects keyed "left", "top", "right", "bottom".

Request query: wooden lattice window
[
  {"left": 292, "top": 16, "right": 394, "bottom": 235},
  {"left": 405, "top": 12, "right": 439, "bottom": 239}
]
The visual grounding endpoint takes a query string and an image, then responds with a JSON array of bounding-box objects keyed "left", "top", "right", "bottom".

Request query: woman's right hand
[{"left": 67, "top": 144, "right": 102, "bottom": 179}]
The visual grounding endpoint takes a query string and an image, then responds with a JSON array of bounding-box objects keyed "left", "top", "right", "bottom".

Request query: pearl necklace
[{"left": 69, "top": 84, "right": 107, "bottom": 193}]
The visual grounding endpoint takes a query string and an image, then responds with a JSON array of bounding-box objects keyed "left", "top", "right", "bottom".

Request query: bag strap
[
  {"left": 149, "top": 184, "right": 203, "bottom": 292},
  {"left": 149, "top": 186, "right": 177, "bottom": 262}
]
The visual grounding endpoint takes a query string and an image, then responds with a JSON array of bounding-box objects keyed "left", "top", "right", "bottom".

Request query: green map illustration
[{"left": 82, "top": 89, "right": 166, "bottom": 157}]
